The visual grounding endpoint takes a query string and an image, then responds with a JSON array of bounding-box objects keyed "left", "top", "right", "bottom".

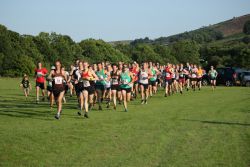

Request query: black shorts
[
  {"left": 149, "top": 80, "right": 156, "bottom": 86},
  {"left": 185, "top": 75, "right": 189, "bottom": 80},
  {"left": 171, "top": 78, "right": 176, "bottom": 83},
  {"left": 139, "top": 83, "right": 149, "bottom": 90},
  {"left": 53, "top": 89, "right": 64, "bottom": 98},
  {"left": 197, "top": 78, "right": 202, "bottom": 82},
  {"left": 105, "top": 87, "right": 111, "bottom": 91},
  {"left": 111, "top": 85, "right": 121, "bottom": 91},
  {"left": 95, "top": 85, "right": 105, "bottom": 91},
  {"left": 121, "top": 87, "right": 131, "bottom": 93},
  {"left": 47, "top": 86, "right": 53, "bottom": 92},
  {"left": 75, "top": 83, "right": 83, "bottom": 96},
  {"left": 36, "top": 82, "right": 44, "bottom": 89},
  {"left": 165, "top": 79, "right": 172, "bottom": 86},
  {"left": 191, "top": 78, "right": 197, "bottom": 82},
  {"left": 210, "top": 77, "right": 216, "bottom": 81},
  {"left": 82, "top": 86, "right": 91, "bottom": 93},
  {"left": 88, "top": 86, "right": 95, "bottom": 95}
]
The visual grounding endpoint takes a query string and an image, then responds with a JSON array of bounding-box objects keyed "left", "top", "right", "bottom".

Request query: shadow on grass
[
  {"left": 181, "top": 119, "right": 250, "bottom": 127},
  {"left": 0, "top": 109, "right": 53, "bottom": 121}
]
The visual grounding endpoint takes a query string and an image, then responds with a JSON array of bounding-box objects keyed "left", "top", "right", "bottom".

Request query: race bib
[
  {"left": 166, "top": 73, "right": 170, "bottom": 77},
  {"left": 112, "top": 78, "right": 118, "bottom": 85},
  {"left": 48, "top": 81, "right": 52, "bottom": 87},
  {"left": 83, "top": 80, "right": 90, "bottom": 87},
  {"left": 122, "top": 79, "right": 128, "bottom": 85},
  {"left": 153, "top": 75, "right": 157, "bottom": 80},
  {"left": 37, "top": 72, "right": 43, "bottom": 77},
  {"left": 99, "top": 75, "right": 104, "bottom": 80},
  {"left": 192, "top": 74, "right": 196, "bottom": 78},
  {"left": 54, "top": 77, "right": 63, "bottom": 84}
]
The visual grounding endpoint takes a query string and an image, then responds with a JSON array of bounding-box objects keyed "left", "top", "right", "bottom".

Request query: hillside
[
  {"left": 213, "top": 14, "right": 250, "bottom": 37},
  {"left": 110, "top": 13, "right": 250, "bottom": 45}
]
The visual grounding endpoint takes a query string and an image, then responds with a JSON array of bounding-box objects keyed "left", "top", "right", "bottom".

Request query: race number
[
  {"left": 83, "top": 80, "right": 90, "bottom": 87},
  {"left": 54, "top": 77, "right": 63, "bottom": 84}
]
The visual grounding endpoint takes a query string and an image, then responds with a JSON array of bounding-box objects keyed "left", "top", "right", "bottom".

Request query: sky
[{"left": 0, "top": 0, "right": 250, "bottom": 42}]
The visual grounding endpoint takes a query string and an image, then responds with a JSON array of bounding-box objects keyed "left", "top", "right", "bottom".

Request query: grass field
[{"left": 0, "top": 78, "right": 250, "bottom": 167}]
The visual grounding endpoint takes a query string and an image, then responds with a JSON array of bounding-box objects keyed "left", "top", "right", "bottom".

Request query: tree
[{"left": 170, "top": 40, "right": 200, "bottom": 64}]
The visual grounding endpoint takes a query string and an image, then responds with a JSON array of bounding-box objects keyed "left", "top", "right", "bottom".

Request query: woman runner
[
  {"left": 110, "top": 64, "right": 121, "bottom": 110},
  {"left": 138, "top": 62, "right": 150, "bottom": 104},
  {"left": 34, "top": 62, "right": 48, "bottom": 103},
  {"left": 120, "top": 64, "right": 133, "bottom": 112},
  {"left": 48, "top": 60, "right": 67, "bottom": 119},
  {"left": 208, "top": 66, "right": 218, "bottom": 91}
]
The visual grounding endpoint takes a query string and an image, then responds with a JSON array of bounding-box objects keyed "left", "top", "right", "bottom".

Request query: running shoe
[
  {"left": 84, "top": 113, "right": 89, "bottom": 118},
  {"left": 55, "top": 113, "right": 60, "bottom": 119}
]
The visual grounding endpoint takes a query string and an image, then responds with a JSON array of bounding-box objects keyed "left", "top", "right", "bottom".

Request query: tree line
[{"left": 0, "top": 22, "right": 250, "bottom": 77}]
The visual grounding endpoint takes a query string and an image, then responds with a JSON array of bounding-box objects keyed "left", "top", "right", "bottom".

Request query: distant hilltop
[{"left": 109, "top": 13, "right": 250, "bottom": 45}]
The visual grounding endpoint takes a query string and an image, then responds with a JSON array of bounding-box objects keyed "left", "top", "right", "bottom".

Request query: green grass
[{"left": 0, "top": 78, "right": 250, "bottom": 167}]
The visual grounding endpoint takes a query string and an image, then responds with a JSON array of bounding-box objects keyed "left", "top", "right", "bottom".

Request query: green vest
[
  {"left": 149, "top": 68, "right": 157, "bottom": 81},
  {"left": 120, "top": 72, "right": 131, "bottom": 89},
  {"left": 96, "top": 69, "right": 106, "bottom": 85}
]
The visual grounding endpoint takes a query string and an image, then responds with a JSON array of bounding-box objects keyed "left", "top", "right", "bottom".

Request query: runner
[
  {"left": 149, "top": 62, "right": 159, "bottom": 97},
  {"left": 184, "top": 62, "right": 191, "bottom": 91},
  {"left": 171, "top": 64, "right": 178, "bottom": 94},
  {"left": 70, "top": 62, "right": 81, "bottom": 109},
  {"left": 61, "top": 67, "right": 69, "bottom": 103},
  {"left": 47, "top": 66, "right": 55, "bottom": 108},
  {"left": 105, "top": 64, "right": 112, "bottom": 108},
  {"left": 208, "top": 66, "right": 218, "bottom": 91},
  {"left": 120, "top": 64, "right": 133, "bottom": 112},
  {"left": 197, "top": 65, "right": 203, "bottom": 90},
  {"left": 78, "top": 61, "right": 98, "bottom": 118},
  {"left": 88, "top": 65, "right": 97, "bottom": 111},
  {"left": 95, "top": 62, "right": 110, "bottom": 110},
  {"left": 131, "top": 62, "right": 139, "bottom": 99},
  {"left": 177, "top": 64, "right": 186, "bottom": 94},
  {"left": 34, "top": 62, "right": 48, "bottom": 103},
  {"left": 47, "top": 60, "right": 67, "bottom": 119},
  {"left": 110, "top": 64, "right": 121, "bottom": 110},
  {"left": 20, "top": 74, "right": 32, "bottom": 99},
  {"left": 138, "top": 62, "right": 150, "bottom": 104},
  {"left": 164, "top": 63, "right": 173, "bottom": 97},
  {"left": 190, "top": 64, "right": 198, "bottom": 91}
]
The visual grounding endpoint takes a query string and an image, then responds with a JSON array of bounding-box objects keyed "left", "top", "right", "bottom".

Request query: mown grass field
[{"left": 0, "top": 78, "right": 249, "bottom": 167}]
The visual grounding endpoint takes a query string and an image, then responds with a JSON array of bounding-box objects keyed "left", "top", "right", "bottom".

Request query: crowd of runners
[{"left": 20, "top": 60, "right": 218, "bottom": 120}]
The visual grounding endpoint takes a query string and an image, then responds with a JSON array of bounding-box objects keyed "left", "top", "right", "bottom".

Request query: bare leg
[
  {"left": 83, "top": 90, "right": 89, "bottom": 118},
  {"left": 122, "top": 90, "right": 128, "bottom": 111},
  {"left": 112, "top": 89, "right": 117, "bottom": 110}
]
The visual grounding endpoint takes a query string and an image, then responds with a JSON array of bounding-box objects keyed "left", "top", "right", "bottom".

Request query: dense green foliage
[
  {"left": 131, "top": 28, "right": 223, "bottom": 45},
  {"left": 0, "top": 78, "right": 250, "bottom": 166},
  {"left": 200, "top": 39, "right": 250, "bottom": 68},
  {"left": 0, "top": 22, "right": 250, "bottom": 77}
]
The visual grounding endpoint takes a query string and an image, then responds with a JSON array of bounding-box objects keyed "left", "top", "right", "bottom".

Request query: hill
[
  {"left": 213, "top": 14, "right": 250, "bottom": 37},
  {"left": 110, "top": 13, "right": 250, "bottom": 45}
]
